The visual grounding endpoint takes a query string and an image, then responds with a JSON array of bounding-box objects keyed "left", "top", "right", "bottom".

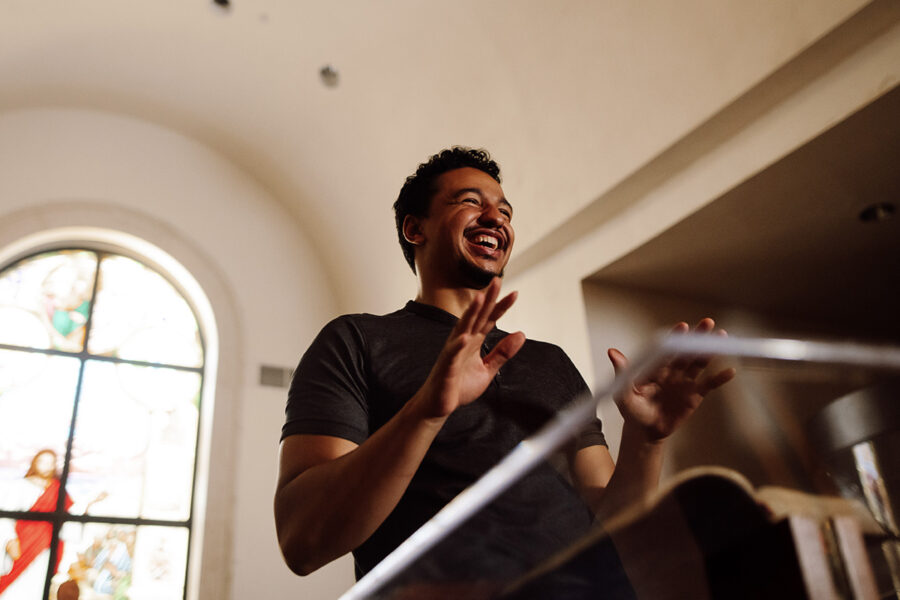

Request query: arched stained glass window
[{"left": 0, "top": 249, "right": 203, "bottom": 600}]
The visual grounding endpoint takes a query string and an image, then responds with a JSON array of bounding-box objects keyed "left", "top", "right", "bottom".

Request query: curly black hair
[{"left": 393, "top": 147, "right": 501, "bottom": 273}]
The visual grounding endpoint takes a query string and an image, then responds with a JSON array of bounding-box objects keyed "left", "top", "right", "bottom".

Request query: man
[
  {"left": 274, "top": 148, "right": 733, "bottom": 589},
  {"left": 1, "top": 449, "right": 73, "bottom": 596}
]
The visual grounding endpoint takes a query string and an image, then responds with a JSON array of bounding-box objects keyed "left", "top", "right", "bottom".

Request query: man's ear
[{"left": 402, "top": 215, "right": 425, "bottom": 246}]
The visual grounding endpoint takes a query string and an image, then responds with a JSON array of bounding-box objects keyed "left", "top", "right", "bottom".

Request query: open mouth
[
  {"left": 471, "top": 234, "right": 500, "bottom": 250},
  {"left": 464, "top": 230, "right": 506, "bottom": 256}
]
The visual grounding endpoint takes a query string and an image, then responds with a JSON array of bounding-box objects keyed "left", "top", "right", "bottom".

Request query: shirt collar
[
  {"left": 403, "top": 300, "right": 505, "bottom": 337},
  {"left": 403, "top": 300, "right": 458, "bottom": 325}
]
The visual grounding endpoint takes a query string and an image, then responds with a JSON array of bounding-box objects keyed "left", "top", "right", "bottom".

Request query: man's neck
[{"left": 415, "top": 284, "right": 481, "bottom": 318}]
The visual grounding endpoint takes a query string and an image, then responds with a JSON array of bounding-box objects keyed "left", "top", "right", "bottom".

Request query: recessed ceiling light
[
  {"left": 858, "top": 202, "right": 895, "bottom": 223},
  {"left": 320, "top": 65, "right": 339, "bottom": 88}
]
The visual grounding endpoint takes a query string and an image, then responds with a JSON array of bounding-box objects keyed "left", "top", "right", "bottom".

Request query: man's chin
[{"left": 459, "top": 259, "right": 503, "bottom": 289}]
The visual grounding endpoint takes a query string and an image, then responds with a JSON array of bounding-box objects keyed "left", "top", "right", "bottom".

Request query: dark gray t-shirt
[{"left": 283, "top": 301, "right": 607, "bottom": 580}]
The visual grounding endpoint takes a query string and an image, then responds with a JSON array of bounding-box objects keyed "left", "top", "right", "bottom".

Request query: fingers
[
  {"left": 472, "top": 278, "right": 501, "bottom": 332},
  {"left": 671, "top": 321, "right": 691, "bottom": 335},
  {"left": 619, "top": 318, "right": 731, "bottom": 390},
  {"left": 486, "top": 290, "right": 517, "bottom": 329},
  {"left": 670, "top": 318, "right": 725, "bottom": 376},
  {"left": 607, "top": 348, "right": 627, "bottom": 375},
  {"left": 456, "top": 287, "right": 485, "bottom": 334},
  {"left": 683, "top": 327, "right": 727, "bottom": 379},
  {"left": 665, "top": 322, "right": 691, "bottom": 369},
  {"left": 694, "top": 318, "right": 715, "bottom": 333},
  {"left": 698, "top": 367, "right": 737, "bottom": 395},
  {"left": 673, "top": 319, "right": 734, "bottom": 395},
  {"left": 484, "top": 331, "right": 526, "bottom": 373},
  {"left": 669, "top": 319, "right": 709, "bottom": 369},
  {"left": 457, "top": 278, "right": 517, "bottom": 336},
  {"left": 610, "top": 347, "right": 669, "bottom": 385}
]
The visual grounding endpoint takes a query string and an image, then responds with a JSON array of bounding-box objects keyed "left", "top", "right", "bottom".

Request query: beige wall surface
[
  {"left": 0, "top": 1, "right": 897, "bottom": 599},
  {"left": 504, "top": 1, "right": 899, "bottom": 380},
  {"left": 0, "top": 109, "right": 351, "bottom": 598}
]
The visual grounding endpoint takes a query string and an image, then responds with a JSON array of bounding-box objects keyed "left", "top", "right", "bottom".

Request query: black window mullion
[
  {"left": 2, "top": 247, "right": 206, "bottom": 600},
  {"left": 42, "top": 250, "right": 97, "bottom": 600},
  {"left": 41, "top": 354, "right": 88, "bottom": 600},
  {"left": 0, "top": 342, "right": 203, "bottom": 374},
  {"left": 79, "top": 250, "right": 102, "bottom": 359}
]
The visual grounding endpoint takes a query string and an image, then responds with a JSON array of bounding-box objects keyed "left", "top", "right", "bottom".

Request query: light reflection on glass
[
  {"left": 87, "top": 255, "right": 202, "bottom": 367},
  {"left": 0, "top": 353, "right": 80, "bottom": 511},
  {"left": 71, "top": 361, "right": 198, "bottom": 521}
]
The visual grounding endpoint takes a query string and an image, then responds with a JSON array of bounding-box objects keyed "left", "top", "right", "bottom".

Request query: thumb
[
  {"left": 484, "top": 332, "right": 526, "bottom": 373},
  {"left": 607, "top": 348, "right": 628, "bottom": 374}
]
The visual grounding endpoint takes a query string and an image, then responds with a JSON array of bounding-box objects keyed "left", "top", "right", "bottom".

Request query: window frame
[{"left": 0, "top": 245, "right": 207, "bottom": 600}]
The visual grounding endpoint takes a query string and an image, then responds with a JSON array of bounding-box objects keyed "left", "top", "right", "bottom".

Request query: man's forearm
[
  {"left": 274, "top": 394, "right": 446, "bottom": 575},
  {"left": 592, "top": 422, "right": 665, "bottom": 520}
]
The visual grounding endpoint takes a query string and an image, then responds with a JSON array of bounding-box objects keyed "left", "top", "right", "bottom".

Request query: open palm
[
  {"left": 609, "top": 319, "right": 735, "bottom": 442},
  {"left": 421, "top": 278, "right": 525, "bottom": 419}
]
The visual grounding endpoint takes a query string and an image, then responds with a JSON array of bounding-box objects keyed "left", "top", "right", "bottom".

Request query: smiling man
[{"left": 274, "top": 147, "right": 733, "bottom": 591}]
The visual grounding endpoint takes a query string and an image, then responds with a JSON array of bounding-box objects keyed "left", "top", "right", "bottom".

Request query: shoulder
[
  {"left": 488, "top": 325, "right": 574, "bottom": 364},
  {"left": 517, "top": 336, "right": 574, "bottom": 364},
  {"left": 314, "top": 307, "right": 407, "bottom": 343},
  {"left": 304, "top": 307, "right": 425, "bottom": 364},
  {"left": 321, "top": 307, "right": 413, "bottom": 334},
  {"left": 502, "top": 334, "right": 589, "bottom": 392}
]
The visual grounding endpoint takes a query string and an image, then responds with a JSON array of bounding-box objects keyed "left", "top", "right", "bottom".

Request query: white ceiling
[
  {"left": 590, "top": 85, "right": 900, "bottom": 341},
  {"left": 0, "top": 0, "right": 876, "bottom": 311}
]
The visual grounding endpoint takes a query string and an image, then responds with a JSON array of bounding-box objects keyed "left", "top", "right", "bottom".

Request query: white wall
[
  {"left": 504, "top": 2, "right": 900, "bottom": 381},
  {"left": 0, "top": 4, "right": 895, "bottom": 598},
  {"left": 0, "top": 109, "right": 354, "bottom": 599},
  {"left": 502, "top": 2, "right": 900, "bottom": 477}
]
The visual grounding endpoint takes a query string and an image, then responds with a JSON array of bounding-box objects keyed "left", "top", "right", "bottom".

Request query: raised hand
[
  {"left": 608, "top": 318, "right": 735, "bottom": 442},
  {"left": 418, "top": 278, "right": 526, "bottom": 420}
]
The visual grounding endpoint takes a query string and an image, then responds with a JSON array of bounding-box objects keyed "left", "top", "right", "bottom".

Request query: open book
[{"left": 506, "top": 466, "right": 882, "bottom": 600}]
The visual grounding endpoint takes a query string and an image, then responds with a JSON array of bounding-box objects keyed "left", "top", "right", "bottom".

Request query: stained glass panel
[
  {"left": 50, "top": 523, "right": 188, "bottom": 600},
  {"left": 69, "top": 361, "right": 199, "bottom": 521},
  {"left": 0, "top": 250, "right": 97, "bottom": 352},
  {"left": 0, "top": 352, "right": 81, "bottom": 512},
  {"left": 0, "top": 517, "right": 50, "bottom": 599},
  {"left": 0, "top": 246, "right": 204, "bottom": 600},
  {"left": 87, "top": 256, "right": 202, "bottom": 368}
]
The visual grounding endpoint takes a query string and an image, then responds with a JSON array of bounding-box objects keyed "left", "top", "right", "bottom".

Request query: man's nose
[{"left": 479, "top": 204, "right": 505, "bottom": 226}]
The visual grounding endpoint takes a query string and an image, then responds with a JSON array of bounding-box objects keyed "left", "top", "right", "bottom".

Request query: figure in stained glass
[
  {"left": 90, "top": 528, "right": 134, "bottom": 598},
  {"left": 0, "top": 449, "right": 72, "bottom": 597},
  {"left": 0, "top": 246, "right": 203, "bottom": 599},
  {"left": 40, "top": 257, "right": 94, "bottom": 349},
  {"left": 0, "top": 450, "right": 107, "bottom": 598}
]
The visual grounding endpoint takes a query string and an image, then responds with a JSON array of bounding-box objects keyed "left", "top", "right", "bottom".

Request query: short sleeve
[
  {"left": 557, "top": 347, "right": 607, "bottom": 450},
  {"left": 282, "top": 316, "right": 370, "bottom": 444}
]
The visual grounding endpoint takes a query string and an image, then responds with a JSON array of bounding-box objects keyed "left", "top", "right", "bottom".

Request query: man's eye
[
  {"left": 500, "top": 209, "right": 511, "bottom": 219},
  {"left": 463, "top": 198, "right": 479, "bottom": 206}
]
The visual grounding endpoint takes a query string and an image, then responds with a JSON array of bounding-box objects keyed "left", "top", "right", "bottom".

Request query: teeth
[{"left": 473, "top": 234, "right": 499, "bottom": 250}]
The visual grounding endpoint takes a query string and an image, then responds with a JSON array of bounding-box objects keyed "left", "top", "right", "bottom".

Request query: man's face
[
  {"left": 411, "top": 167, "right": 515, "bottom": 288},
  {"left": 34, "top": 452, "right": 56, "bottom": 479}
]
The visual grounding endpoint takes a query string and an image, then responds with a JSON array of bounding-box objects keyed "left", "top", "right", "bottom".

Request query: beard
[{"left": 458, "top": 256, "right": 504, "bottom": 289}]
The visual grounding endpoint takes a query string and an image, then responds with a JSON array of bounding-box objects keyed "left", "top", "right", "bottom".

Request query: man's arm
[
  {"left": 274, "top": 278, "right": 526, "bottom": 575},
  {"left": 571, "top": 425, "right": 666, "bottom": 519},
  {"left": 572, "top": 318, "right": 735, "bottom": 518},
  {"left": 275, "top": 408, "right": 444, "bottom": 575}
]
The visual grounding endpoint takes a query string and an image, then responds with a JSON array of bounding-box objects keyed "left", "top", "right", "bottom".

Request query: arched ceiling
[{"left": 0, "top": 0, "right": 873, "bottom": 312}]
